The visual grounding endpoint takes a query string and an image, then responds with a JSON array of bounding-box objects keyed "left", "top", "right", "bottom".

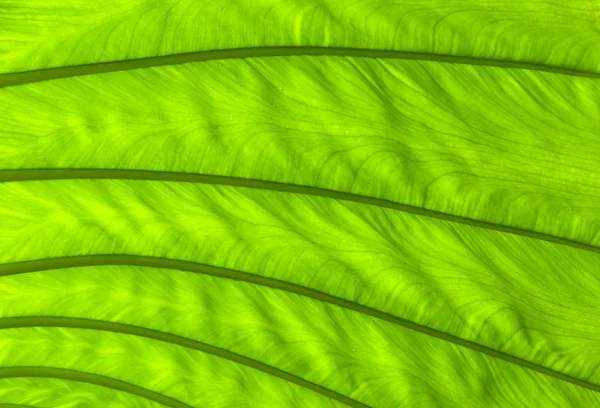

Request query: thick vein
[
  {"left": 1, "top": 255, "right": 599, "bottom": 394},
  {"left": 0, "top": 367, "right": 193, "bottom": 408},
  {"left": 0, "top": 316, "right": 368, "bottom": 408},
  {"left": 0, "top": 46, "right": 598, "bottom": 89},
  {"left": 0, "top": 168, "right": 597, "bottom": 255}
]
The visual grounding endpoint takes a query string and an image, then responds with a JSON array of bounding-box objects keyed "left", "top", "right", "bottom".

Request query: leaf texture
[
  {"left": 1, "top": 0, "right": 600, "bottom": 407},
  {"left": 0, "top": 0, "right": 599, "bottom": 74},
  {"left": 1, "top": 57, "right": 599, "bottom": 247},
  {"left": 1, "top": 179, "right": 600, "bottom": 405},
  {"left": 0, "top": 377, "right": 164, "bottom": 408}
]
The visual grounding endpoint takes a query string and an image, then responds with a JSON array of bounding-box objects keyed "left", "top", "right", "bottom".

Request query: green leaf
[
  {"left": 1, "top": 1, "right": 599, "bottom": 407},
  {"left": 2, "top": 57, "right": 599, "bottom": 247},
  {"left": 1, "top": 0, "right": 600, "bottom": 75}
]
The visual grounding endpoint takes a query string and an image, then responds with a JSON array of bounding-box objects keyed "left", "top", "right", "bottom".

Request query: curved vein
[
  {"left": 0, "top": 367, "right": 193, "bottom": 408},
  {"left": 1, "top": 254, "right": 599, "bottom": 394},
  {"left": 0, "top": 46, "right": 598, "bottom": 89},
  {"left": 0, "top": 316, "right": 368, "bottom": 408},
  {"left": 0, "top": 168, "right": 597, "bottom": 254}
]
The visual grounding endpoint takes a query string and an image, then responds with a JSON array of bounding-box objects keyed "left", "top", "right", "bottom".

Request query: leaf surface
[
  {"left": 1, "top": 57, "right": 599, "bottom": 246},
  {"left": 1, "top": 180, "right": 600, "bottom": 405},
  {"left": 1, "top": 0, "right": 599, "bottom": 74},
  {"left": 1, "top": 1, "right": 599, "bottom": 407}
]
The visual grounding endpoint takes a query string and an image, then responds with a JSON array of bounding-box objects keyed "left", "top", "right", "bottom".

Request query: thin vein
[
  {"left": 0, "top": 367, "right": 193, "bottom": 408},
  {"left": 0, "top": 316, "right": 368, "bottom": 408},
  {"left": 1, "top": 255, "right": 599, "bottom": 394},
  {"left": 0, "top": 168, "right": 597, "bottom": 255},
  {"left": 0, "top": 46, "right": 598, "bottom": 89}
]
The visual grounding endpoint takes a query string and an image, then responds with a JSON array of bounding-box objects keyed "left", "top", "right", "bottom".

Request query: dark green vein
[
  {"left": 0, "top": 168, "right": 598, "bottom": 255},
  {"left": 0, "top": 405, "right": 37, "bottom": 408},
  {"left": 1, "top": 255, "right": 600, "bottom": 394},
  {"left": 0, "top": 46, "right": 598, "bottom": 89},
  {"left": 0, "top": 316, "right": 367, "bottom": 408},
  {"left": 0, "top": 367, "right": 192, "bottom": 408}
]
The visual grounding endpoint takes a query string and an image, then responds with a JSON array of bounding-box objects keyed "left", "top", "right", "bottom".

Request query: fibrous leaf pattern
[
  {"left": 1, "top": 0, "right": 599, "bottom": 74},
  {"left": 0, "top": 0, "right": 599, "bottom": 407},
  {"left": 1, "top": 57, "right": 599, "bottom": 246}
]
